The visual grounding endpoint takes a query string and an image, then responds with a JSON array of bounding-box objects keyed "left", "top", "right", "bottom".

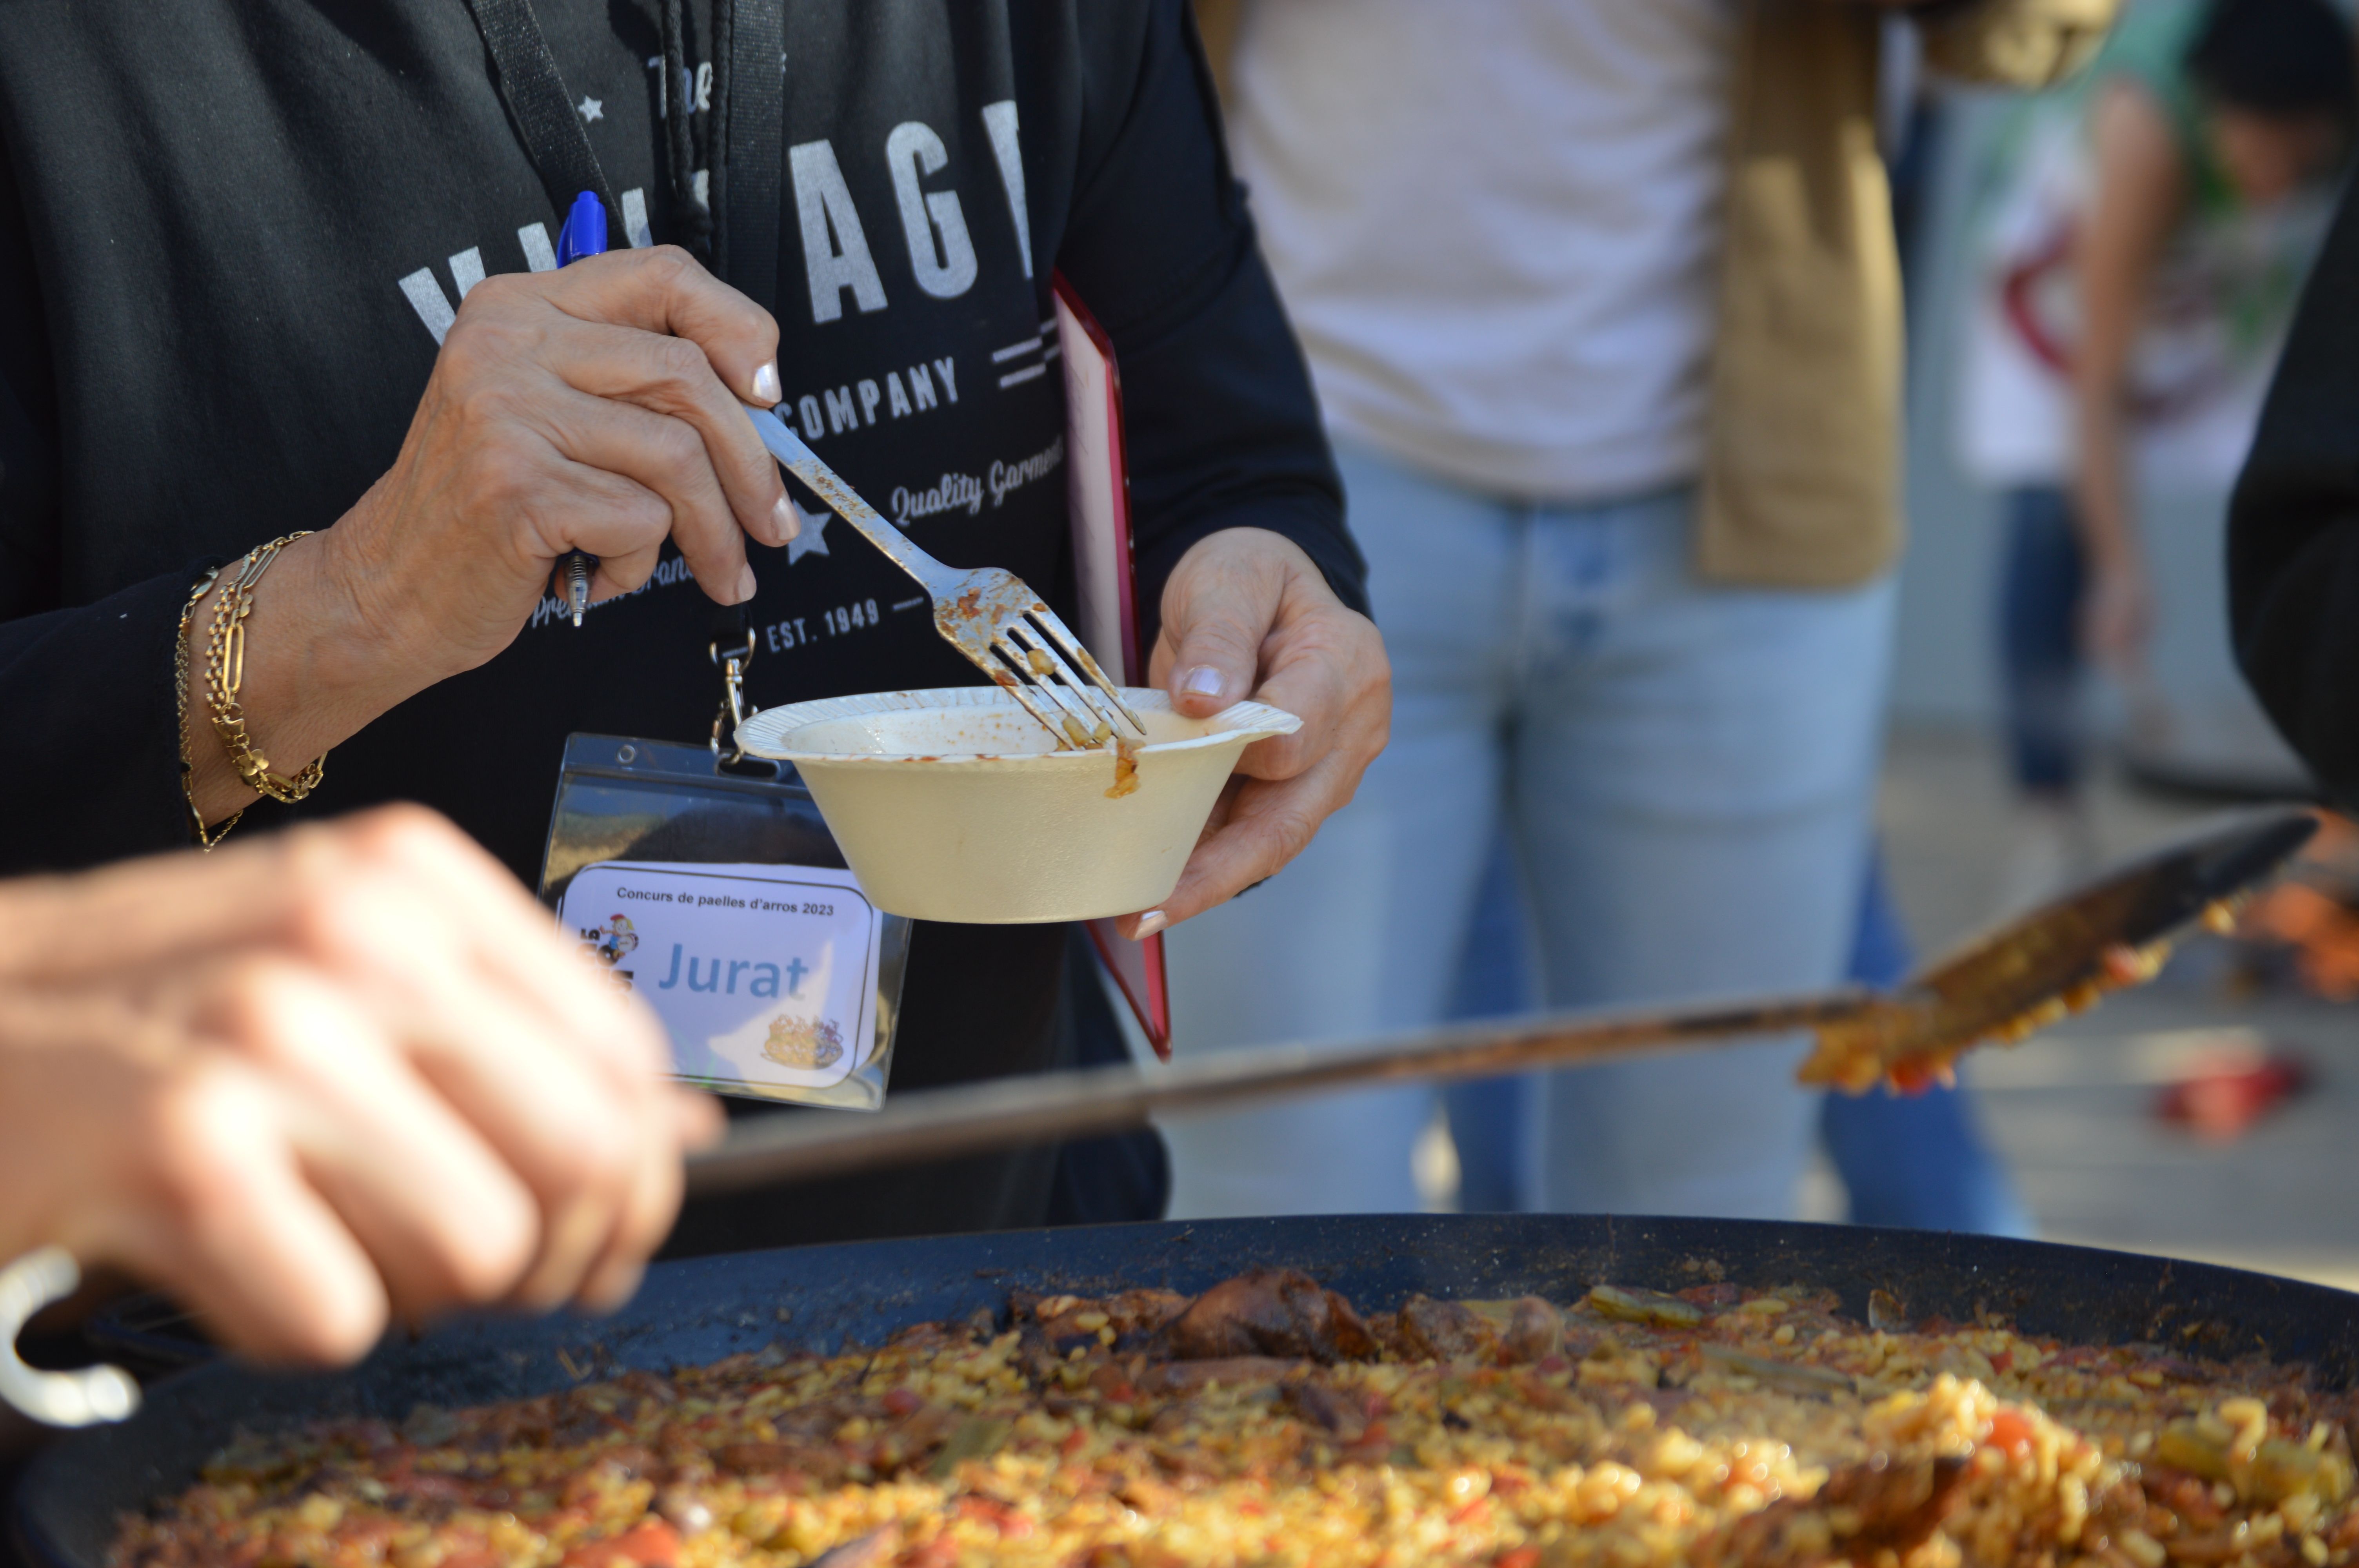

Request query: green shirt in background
[{"left": 2089, "top": 0, "right": 2230, "bottom": 216}]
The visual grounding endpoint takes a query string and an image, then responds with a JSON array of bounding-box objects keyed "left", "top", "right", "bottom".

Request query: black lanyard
[
  {"left": 712, "top": 0, "right": 785, "bottom": 317},
  {"left": 458, "top": 0, "right": 785, "bottom": 316}
]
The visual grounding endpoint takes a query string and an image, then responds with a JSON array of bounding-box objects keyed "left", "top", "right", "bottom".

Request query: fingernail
[
  {"left": 1133, "top": 909, "right": 1170, "bottom": 939},
  {"left": 771, "top": 494, "right": 800, "bottom": 543},
  {"left": 1180, "top": 666, "right": 1228, "bottom": 701},
  {"left": 736, "top": 563, "right": 759, "bottom": 603},
  {"left": 751, "top": 361, "right": 781, "bottom": 405}
]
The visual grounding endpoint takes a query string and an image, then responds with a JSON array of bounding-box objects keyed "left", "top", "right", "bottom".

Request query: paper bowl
[{"left": 734, "top": 686, "right": 1301, "bottom": 924}]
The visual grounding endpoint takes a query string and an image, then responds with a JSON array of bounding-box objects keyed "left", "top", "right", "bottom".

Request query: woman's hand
[
  {"left": 347, "top": 245, "right": 794, "bottom": 651},
  {"left": 0, "top": 806, "right": 718, "bottom": 1365},
  {"left": 1123, "top": 529, "right": 1391, "bottom": 937},
  {"left": 184, "top": 246, "right": 792, "bottom": 821}
]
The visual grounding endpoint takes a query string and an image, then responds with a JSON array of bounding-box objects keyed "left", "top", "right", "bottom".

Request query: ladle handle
[{"left": 685, "top": 991, "right": 1877, "bottom": 1196}]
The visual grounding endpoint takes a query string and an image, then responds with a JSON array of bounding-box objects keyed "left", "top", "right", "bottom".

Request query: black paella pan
[{"left": 17, "top": 1213, "right": 2359, "bottom": 1568}]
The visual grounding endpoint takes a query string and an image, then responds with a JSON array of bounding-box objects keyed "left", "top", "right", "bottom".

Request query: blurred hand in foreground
[
  {"left": 1127, "top": 527, "right": 1391, "bottom": 937},
  {"left": 0, "top": 807, "right": 718, "bottom": 1365}
]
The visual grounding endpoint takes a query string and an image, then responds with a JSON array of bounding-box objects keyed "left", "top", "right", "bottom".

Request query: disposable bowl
[{"left": 733, "top": 686, "right": 1301, "bottom": 923}]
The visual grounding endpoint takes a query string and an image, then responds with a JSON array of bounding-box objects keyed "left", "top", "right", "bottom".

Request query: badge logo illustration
[
  {"left": 582, "top": 913, "right": 641, "bottom": 969},
  {"left": 762, "top": 1014, "right": 844, "bottom": 1070}
]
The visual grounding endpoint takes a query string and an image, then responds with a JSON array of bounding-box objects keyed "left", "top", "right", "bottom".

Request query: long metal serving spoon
[{"left": 685, "top": 806, "right": 2317, "bottom": 1196}]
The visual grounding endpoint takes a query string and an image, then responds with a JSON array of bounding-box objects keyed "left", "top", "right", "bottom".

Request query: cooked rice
[{"left": 111, "top": 1270, "right": 2359, "bottom": 1568}]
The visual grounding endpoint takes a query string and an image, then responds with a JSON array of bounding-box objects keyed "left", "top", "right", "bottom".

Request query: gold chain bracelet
[
  {"left": 200, "top": 532, "right": 327, "bottom": 809},
  {"left": 174, "top": 565, "right": 236, "bottom": 848}
]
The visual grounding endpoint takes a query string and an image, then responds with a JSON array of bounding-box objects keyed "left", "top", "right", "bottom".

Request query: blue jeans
[
  {"left": 1999, "top": 486, "right": 2085, "bottom": 797},
  {"left": 1439, "top": 834, "right": 1535, "bottom": 1214},
  {"left": 1159, "top": 440, "right": 1896, "bottom": 1218},
  {"left": 1447, "top": 835, "right": 2034, "bottom": 1234}
]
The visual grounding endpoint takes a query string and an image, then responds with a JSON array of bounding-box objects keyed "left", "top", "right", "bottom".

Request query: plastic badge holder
[{"left": 539, "top": 734, "right": 911, "bottom": 1110}]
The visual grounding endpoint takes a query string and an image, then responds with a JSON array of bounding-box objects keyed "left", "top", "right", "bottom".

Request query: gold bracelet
[
  {"left": 202, "top": 532, "right": 327, "bottom": 807},
  {"left": 175, "top": 565, "right": 237, "bottom": 848}
]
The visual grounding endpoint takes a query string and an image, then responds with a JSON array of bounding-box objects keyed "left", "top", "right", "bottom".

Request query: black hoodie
[
  {"left": 0, "top": 0, "right": 1358, "bottom": 1246},
  {"left": 2232, "top": 167, "right": 2359, "bottom": 805}
]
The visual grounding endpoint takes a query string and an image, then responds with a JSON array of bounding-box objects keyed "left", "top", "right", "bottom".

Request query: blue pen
[{"left": 553, "top": 189, "right": 607, "bottom": 627}]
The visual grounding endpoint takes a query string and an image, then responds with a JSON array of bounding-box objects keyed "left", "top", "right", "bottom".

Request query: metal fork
[{"left": 747, "top": 405, "right": 1147, "bottom": 750}]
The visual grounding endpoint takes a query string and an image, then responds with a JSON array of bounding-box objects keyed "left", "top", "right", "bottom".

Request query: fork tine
[
  {"left": 1006, "top": 622, "right": 1131, "bottom": 744},
  {"left": 980, "top": 646, "right": 1081, "bottom": 749},
  {"left": 990, "top": 634, "right": 1101, "bottom": 746},
  {"left": 1025, "top": 610, "right": 1150, "bottom": 737},
  {"left": 1004, "top": 679, "right": 1080, "bottom": 750}
]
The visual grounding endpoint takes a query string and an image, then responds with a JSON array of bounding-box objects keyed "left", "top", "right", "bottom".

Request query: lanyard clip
[{"left": 710, "top": 615, "right": 760, "bottom": 764}]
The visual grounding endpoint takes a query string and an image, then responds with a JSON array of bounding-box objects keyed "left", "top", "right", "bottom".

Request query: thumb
[{"left": 1164, "top": 578, "right": 1274, "bottom": 720}]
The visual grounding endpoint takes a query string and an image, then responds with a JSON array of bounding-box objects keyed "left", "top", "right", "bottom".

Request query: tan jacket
[{"left": 1192, "top": 0, "right": 2116, "bottom": 588}]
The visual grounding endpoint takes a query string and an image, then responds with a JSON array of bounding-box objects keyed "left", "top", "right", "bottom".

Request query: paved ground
[{"left": 1863, "top": 724, "right": 2359, "bottom": 1289}]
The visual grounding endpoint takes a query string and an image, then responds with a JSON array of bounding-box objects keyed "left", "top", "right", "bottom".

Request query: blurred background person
[
  {"left": 1160, "top": 0, "right": 2111, "bottom": 1221},
  {"left": 1432, "top": 36, "right": 2037, "bottom": 1236},
  {"left": 1957, "top": 0, "right": 2351, "bottom": 912}
]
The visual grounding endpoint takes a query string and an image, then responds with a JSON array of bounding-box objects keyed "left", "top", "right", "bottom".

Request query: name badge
[{"left": 560, "top": 860, "right": 888, "bottom": 1104}]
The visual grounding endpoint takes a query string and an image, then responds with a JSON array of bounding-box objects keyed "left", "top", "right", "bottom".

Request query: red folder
[{"left": 1055, "top": 273, "right": 1171, "bottom": 1058}]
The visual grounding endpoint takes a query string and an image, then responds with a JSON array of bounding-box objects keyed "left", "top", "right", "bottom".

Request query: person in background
[
  {"left": 1161, "top": 0, "right": 2113, "bottom": 1221},
  {"left": 0, "top": 808, "right": 709, "bottom": 1367},
  {"left": 1960, "top": 0, "right": 2351, "bottom": 909},
  {"left": 1433, "top": 74, "right": 2036, "bottom": 1235}
]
